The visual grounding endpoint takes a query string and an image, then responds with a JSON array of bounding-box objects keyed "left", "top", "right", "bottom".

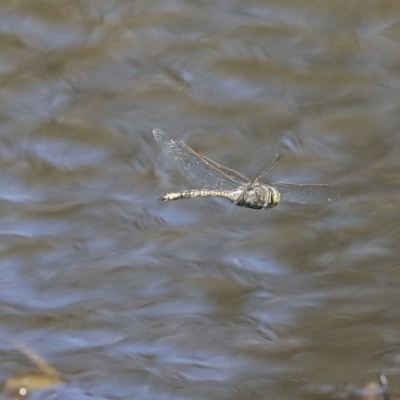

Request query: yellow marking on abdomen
[{"left": 160, "top": 190, "right": 228, "bottom": 201}]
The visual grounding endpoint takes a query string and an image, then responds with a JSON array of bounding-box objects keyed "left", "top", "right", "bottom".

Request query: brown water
[{"left": 0, "top": 1, "right": 399, "bottom": 399}]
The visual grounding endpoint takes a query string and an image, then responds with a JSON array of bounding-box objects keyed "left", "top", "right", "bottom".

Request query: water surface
[{"left": 0, "top": 1, "right": 399, "bottom": 399}]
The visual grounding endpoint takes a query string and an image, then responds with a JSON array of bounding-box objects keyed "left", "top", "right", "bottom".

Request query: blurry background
[{"left": 0, "top": 0, "right": 399, "bottom": 399}]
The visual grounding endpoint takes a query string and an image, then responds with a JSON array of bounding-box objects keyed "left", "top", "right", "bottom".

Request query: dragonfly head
[{"left": 269, "top": 187, "right": 281, "bottom": 208}]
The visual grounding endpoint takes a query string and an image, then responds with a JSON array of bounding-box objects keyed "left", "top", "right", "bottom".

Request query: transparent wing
[
  {"left": 253, "top": 153, "right": 280, "bottom": 182},
  {"left": 197, "top": 154, "right": 249, "bottom": 184},
  {"left": 153, "top": 129, "right": 247, "bottom": 190},
  {"left": 272, "top": 182, "right": 339, "bottom": 204}
]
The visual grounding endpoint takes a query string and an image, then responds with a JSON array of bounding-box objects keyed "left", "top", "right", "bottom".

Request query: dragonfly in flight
[{"left": 153, "top": 129, "right": 339, "bottom": 210}]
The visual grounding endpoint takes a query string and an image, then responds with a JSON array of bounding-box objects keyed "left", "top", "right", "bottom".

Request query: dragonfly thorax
[{"left": 228, "top": 183, "right": 281, "bottom": 209}]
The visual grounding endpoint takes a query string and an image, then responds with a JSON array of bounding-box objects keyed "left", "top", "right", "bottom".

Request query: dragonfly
[{"left": 153, "top": 129, "right": 339, "bottom": 210}]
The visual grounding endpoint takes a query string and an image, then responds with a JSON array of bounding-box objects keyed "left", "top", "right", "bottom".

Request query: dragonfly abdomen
[{"left": 159, "top": 189, "right": 232, "bottom": 202}]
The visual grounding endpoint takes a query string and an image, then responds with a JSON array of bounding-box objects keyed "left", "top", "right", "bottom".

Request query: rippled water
[{"left": 0, "top": 1, "right": 399, "bottom": 399}]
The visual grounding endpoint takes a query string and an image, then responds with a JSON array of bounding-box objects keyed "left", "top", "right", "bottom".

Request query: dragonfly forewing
[
  {"left": 196, "top": 154, "right": 249, "bottom": 185},
  {"left": 272, "top": 182, "right": 339, "bottom": 204},
  {"left": 153, "top": 129, "right": 245, "bottom": 190}
]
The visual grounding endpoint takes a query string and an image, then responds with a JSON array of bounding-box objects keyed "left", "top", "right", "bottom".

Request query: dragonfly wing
[
  {"left": 253, "top": 153, "right": 280, "bottom": 182},
  {"left": 273, "top": 182, "right": 339, "bottom": 204},
  {"left": 197, "top": 154, "right": 249, "bottom": 184},
  {"left": 153, "top": 129, "right": 244, "bottom": 190}
]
